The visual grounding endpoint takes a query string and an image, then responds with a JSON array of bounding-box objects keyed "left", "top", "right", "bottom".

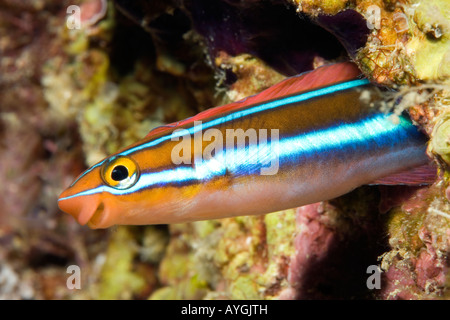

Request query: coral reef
[{"left": 1, "top": 0, "right": 449, "bottom": 300}]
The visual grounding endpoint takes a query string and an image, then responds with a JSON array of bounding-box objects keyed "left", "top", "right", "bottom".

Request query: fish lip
[
  {"left": 86, "top": 202, "right": 106, "bottom": 228},
  {"left": 58, "top": 189, "right": 105, "bottom": 226}
]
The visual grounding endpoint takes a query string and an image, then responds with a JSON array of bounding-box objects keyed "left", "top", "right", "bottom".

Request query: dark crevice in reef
[
  {"left": 183, "top": 0, "right": 346, "bottom": 76},
  {"left": 109, "top": 12, "right": 157, "bottom": 76},
  {"left": 297, "top": 187, "right": 390, "bottom": 300},
  {"left": 316, "top": 9, "right": 370, "bottom": 58},
  {"left": 113, "top": 0, "right": 371, "bottom": 77}
]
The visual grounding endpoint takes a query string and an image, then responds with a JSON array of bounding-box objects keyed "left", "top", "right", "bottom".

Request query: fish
[{"left": 58, "top": 62, "right": 433, "bottom": 229}]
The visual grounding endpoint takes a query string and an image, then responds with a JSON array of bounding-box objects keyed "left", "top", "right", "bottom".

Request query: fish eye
[
  {"left": 111, "top": 165, "right": 128, "bottom": 181},
  {"left": 101, "top": 156, "right": 140, "bottom": 189}
]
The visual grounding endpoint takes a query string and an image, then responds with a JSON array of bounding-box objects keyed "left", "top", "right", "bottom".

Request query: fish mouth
[{"left": 58, "top": 191, "right": 105, "bottom": 227}]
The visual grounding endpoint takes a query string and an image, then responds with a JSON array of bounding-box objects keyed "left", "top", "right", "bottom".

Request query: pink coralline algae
[
  {"left": 278, "top": 189, "right": 387, "bottom": 300},
  {"left": 280, "top": 203, "right": 336, "bottom": 299},
  {"left": 80, "top": 0, "right": 108, "bottom": 27},
  {"left": 379, "top": 186, "right": 450, "bottom": 299},
  {"left": 416, "top": 229, "right": 447, "bottom": 292}
]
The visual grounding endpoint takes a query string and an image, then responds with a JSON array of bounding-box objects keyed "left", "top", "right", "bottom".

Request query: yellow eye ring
[{"left": 101, "top": 156, "right": 140, "bottom": 189}]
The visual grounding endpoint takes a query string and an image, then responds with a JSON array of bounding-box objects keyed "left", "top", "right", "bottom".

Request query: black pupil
[{"left": 111, "top": 165, "right": 129, "bottom": 181}]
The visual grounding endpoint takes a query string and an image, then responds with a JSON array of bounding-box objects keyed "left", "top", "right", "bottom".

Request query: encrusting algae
[{"left": 1, "top": 0, "right": 449, "bottom": 300}]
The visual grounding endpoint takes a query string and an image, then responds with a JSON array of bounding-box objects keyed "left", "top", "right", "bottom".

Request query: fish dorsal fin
[
  {"left": 146, "top": 62, "right": 363, "bottom": 138},
  {"left": 371, "top": 163, "right": 437, "bottom": 186}
]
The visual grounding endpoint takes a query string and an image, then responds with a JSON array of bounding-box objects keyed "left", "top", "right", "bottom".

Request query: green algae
[
  {"left": 148, "top": 210, "right": 297, "bottom": 300},
  {"left": 151, "top": 223, "right": 210, "bottom": 300},
  {"left": 140, "top": 226, "right": 170, "bottom": 264},
  {"left": 386, "top": 207, "right": 427, "bottom": 255},
  {"left": 149, "top": 286, "right": 176, "bottom": 300},
  {"left": 219, "top": 211, "right": 297, "bottom": 299},
  {"left": 265, "top": 210, "right": 296, "bottom": 258},
  {"left": 407, "top": 0, "right": 450, "bottom": 82},
  {"left": 429, "top": 111, "right": 450, "bottom": 165},
  {"left": 98, "top": 227, "right": 147, "bottom": 299}
]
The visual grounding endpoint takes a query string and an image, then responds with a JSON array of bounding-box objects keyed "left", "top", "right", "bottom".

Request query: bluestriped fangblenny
[{"left": 58, "top": 62, "right": 430, "bottom": 228}]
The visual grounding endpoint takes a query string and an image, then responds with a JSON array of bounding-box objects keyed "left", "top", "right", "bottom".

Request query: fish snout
[{"left": 58, "top": 189, "right": 101, "bottom": 226}]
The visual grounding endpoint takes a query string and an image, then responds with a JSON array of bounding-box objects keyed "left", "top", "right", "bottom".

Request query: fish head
[{"left": 58, "top": 154, "right": 146, "bottom": 229}]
